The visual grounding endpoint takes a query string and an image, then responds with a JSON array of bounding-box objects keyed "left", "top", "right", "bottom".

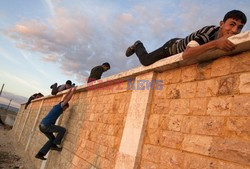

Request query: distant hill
[
  {"left": 0, "top": 91, "right": 27, "bottom": 104},
  {"left": 0, "top": 103, "right": 19, "bottom": 113}
]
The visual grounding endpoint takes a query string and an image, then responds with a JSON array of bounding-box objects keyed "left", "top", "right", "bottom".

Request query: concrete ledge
[{"left": 29, "top": 30, "right": 250, "bottom": 102}]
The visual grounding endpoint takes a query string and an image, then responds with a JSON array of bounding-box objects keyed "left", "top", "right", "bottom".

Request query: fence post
[
  {"left": 115, "top": 72, "right": 155, "bottom": 169},
  {"left": 25, "top": 100, "right": 44, "bottom": 152},
  {"left": 18, "top": 103, "right": 33, "bottom": 142},
  {"left": 14, "top": 105, "right": 25, "bottom": 135}
]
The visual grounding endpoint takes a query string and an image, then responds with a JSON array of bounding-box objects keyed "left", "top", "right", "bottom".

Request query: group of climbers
[{"left": 32, "top": 10, "right": 246, "bottom": 160}]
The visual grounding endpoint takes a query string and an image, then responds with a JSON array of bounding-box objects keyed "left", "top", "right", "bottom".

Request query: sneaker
[
  {"left": 35, "top": 153, "right": 47, "bottom": 160},
  {"left": 50, "top": 83, "right": 57, "bottom": 89},
  {"left": 125, "top": 40, "right": 142, "bottom": 57},
  {"left": 50, "top": 145, "right": 62, "bottom": 151}
]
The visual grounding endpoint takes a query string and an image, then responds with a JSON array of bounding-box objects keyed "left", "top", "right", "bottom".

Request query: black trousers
[
  {"left": 38, "top": 124, "right": 66, "bottom": 155},
  {"left": 51, "top": 85, "right": 58, "bottom": 95},
  {"left": 135, "top": 38, "right": 180, "bottom": 66}
]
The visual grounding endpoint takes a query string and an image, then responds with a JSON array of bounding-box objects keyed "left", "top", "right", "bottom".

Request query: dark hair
[
  {"left": 66, "top": 80, "right": 72, "bottom": 85},
  {"left": 38, "top": 93, "right": 44, "bottom": 97},
  {"left": 102, "top": 62, "right": 110, "bottom": 69},
  {"left": 223, "top": 10, "right": 247, "bottom": 24}
]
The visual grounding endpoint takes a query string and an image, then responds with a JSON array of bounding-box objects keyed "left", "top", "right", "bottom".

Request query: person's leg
[
  {"left": 136, "top": 38, "right": 181, "bottom": 66},
  {"left": 36, "top": 125, "right": 56, "bottom": 156},
  {"left": 135, "top": 43, "right": 167, "bottom": 66},
  {"left": 38, "top": 133, "right": 55, "bottom": 155},
  {"left": 35, "top": 125, "right": 56, "bottom": 160},
  {"left": 46, "top": 125, "right": 66, "bottom": 145},
  {"left": 51, "top": 83, "right": 58, "bottom": 95},
  {"left": 126, "top": 39, "right": 176, "bottom": 66}
]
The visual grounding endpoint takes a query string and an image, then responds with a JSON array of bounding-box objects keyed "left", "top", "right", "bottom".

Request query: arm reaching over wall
[{"left": 61, "top": 86, "right": 77, "bottom": 108}]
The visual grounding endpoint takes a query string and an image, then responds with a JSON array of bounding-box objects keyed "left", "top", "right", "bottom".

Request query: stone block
[
  {"left": 196, "top": 61, "right": 212, "bottom": 80},
  {"left": 179, "top": 82, "right": 197, "bottom": 98},
  {"left": 73, "top": 155, "right": 92, "bottom": 169},
  {"left": 157, "top": 69, "right": 181, "bottom": 84},
  {"left": 190, "top": 98, "right": 207, "bottom": 115},
  {"left": 239, "top": 73, "right": 250, "bottom": 93},
  {"left": 151, "top": 101, "right": 170, "bottom": 114},
  {"left": 144, "top": 128, "right": 161, "bottom": 145},
  {"left": 183, "top": 154, "right": 217, "bottom": 169},
  {"left": 168, "top": 115, "right": 184, "bottom": 132},
  {"left": 164, "top": 84, "right": 180, "bottom": 99},
  {"left": 217, "top": 161, "right": 249, "bottom": 169},
  {"left": 96, "top": 156, "right": 113, "bottom": 169},
  {"left": 231, "top": 51, "right": 250, "bottom": 73},
  {"left": 108, "top": 124, "right": 120, "bottom": 136},
  {"left": 105, "top": 147, "right": 117, "bottom": 161},
  {"left": 232, "top": 95, "right": 250, "bottom": 116},
  {"left": 82, "top": 149, "right": 99, "bottom": 165},
  {"left": 210, "top": 137, "right": 250, "bottom": 166},
  {"left": 159, "top": 148, "right": 184, "bottom": 169},
  {"left": 107, "top": 135, "right": 117, "bottom": 147},
  {"left": 148, "top": 114, "right": 160, "bottom": 129},
  {"left": 218, "top": 75, "right": 239, "bottom": 95},
  {"left": 181, "top": 116, "right": 225, "bottom": 136},
  {"left": 85, "top": 140, "right": 96, "bottom": 152},
  {"left": 140, "top": 160, "right": 158, "bottom": 169},
  {"left": 141, "top": 144, "right": 161, "bottom": 163},
  {"left": 181, "top": 64, "right": 198, "bottom": 82},
  {"left": 182, "top": 134, "right": 213, "bottom": 155},
  {"left": 207, "top": 97, "right": 232, "bottom": 116},
  {"left": 226, "top": 117, "right": 250, "bottom": 140},
  {"left": 169, "top": 99, "right": 189, "bottom": 115},
  {"left": 159, "top": 114, "right": 170, "bottom": 130},
  {"left": 72, "top": 155, "right": 83, "bottom": 166},
  {"left": 153, "top": 88, "right": 166, "bottom": 100},
  {"left": 159, "top": 130, "right": 184, "bottom": 149},
  {"left": 94, "top": 145, "right": 108, "bottom": 157},
  {"left": 211, "top": 56, "right": 231, "bottom": 77},
  {"left": 196, "top": 79, "right": 219, "bottom": 97}
]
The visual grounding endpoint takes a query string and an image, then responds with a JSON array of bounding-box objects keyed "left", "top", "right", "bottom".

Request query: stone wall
[
  {"left": 12, "top": 32, "right": 250, "bottom": 169},
  {"left": 140, "top": 52, "right": 250, "bottom": 169}
]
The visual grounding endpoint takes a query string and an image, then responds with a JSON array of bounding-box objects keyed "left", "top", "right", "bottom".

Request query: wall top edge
[{"left": 28, "top": 30, "right": 250, "bottom": 103}]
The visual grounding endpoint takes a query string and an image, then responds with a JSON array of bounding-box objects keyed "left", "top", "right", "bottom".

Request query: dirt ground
[{"left": 0, "top": 124, "right": 36, "bottom": 169}]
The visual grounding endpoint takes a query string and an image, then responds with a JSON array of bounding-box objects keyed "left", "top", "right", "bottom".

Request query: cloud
[
  {"left": 20, "top": 50, "right": 50, "bottom": 78},
  {"left": 3, "top": 0, "right": 250, "bottom": 85},
  {"left": 0, "top": 46, "right": 19, "bottom": 64},
  {"left": 44, "top": 0, "right": 56, "bottom": 16}
]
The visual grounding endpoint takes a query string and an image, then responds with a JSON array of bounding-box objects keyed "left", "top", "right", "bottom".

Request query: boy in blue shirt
[{"left": 35, "top": 86, "right": 77, "bottom": 160}]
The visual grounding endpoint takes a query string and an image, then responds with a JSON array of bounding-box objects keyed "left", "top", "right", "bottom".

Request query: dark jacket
[{"left": 87, "top": 66, "right": 105, "bottom": 83}]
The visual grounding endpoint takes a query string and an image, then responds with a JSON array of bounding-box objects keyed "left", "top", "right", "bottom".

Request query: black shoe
[
  {"left": 51, "top": 145, "right": 62, "bottom": 151},
  {"left": 50, "top": 83, "right": 57, "bottom": 89},
  {"left": 35, "top": 153, "right": 47, "bottom": 160},
  {"left": 125, "top": 40, "right": 141, "bottom": 57}
]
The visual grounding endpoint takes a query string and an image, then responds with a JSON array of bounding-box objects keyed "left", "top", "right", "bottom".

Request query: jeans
[
  {"left": 135, "top": 38, "right": 181, "bottom": 66},
  {"left": 38, "top": 124, "right": 66, "bottom": 155}
]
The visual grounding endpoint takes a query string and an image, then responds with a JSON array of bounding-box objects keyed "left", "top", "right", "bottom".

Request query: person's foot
[
  {"left": 35, "top": 153, "right": 47, "bottom": 160},
  {"left": 50, "top": 144, "right": 63, "bottom": 151},
  {"left": 50, "top": 83, "right": 57, "bottom": 89},
  {"left": 125, "top": 40, "right": 142, "bottom": 57}
]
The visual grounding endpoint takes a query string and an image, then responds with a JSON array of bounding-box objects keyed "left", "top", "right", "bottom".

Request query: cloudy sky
[{"left": 0, "top": 0, "right": 250, "bottom": 107}]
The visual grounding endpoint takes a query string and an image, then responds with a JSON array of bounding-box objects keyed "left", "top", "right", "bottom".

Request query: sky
[{"left": 0, "top": 0, "right": 250, "bottom": 107}]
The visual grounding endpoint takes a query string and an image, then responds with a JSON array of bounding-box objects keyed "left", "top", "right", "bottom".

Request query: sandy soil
[{"left": 0, "top": 124, "right": 36, "bottom": 169}]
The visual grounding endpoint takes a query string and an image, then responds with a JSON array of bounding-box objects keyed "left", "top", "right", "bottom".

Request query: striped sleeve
[{"left": 176, "top": 25, "right": 219, "bottom": 53}]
